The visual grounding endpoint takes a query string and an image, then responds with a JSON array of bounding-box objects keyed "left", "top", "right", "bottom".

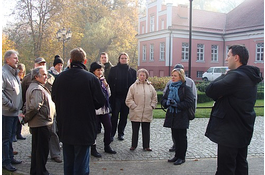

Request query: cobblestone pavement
[{"left": 11, "top": 117, "right": 264, "bottom": 175}]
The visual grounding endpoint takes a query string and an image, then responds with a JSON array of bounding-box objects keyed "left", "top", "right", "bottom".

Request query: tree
[{"left": 2, "top": 34, "right": 16, "bottom": 64}]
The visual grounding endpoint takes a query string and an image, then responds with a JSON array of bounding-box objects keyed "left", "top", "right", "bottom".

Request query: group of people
[{"left": 2, "top": 45, "right": 262, "bottom": 175}]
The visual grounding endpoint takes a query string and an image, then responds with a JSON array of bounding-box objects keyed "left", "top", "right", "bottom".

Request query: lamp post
[
  {"left": 188, "top": 0, "right": 193, "bottom": 78},
  {"left": 56, "top": 27, "right": 72, "bottom": 62}
]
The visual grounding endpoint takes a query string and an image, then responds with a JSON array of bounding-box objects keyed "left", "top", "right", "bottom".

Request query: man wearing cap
[
  {"left": 163, "top": 64, "right": 197, "bottom": 152},
  {"left": 2, "top": 50, "right": 23, "bottom": 172},
  {"left": 21, "top": 57, "right": 62, "bottom": 163},
  {"left": 49, "top": 55, "right": 64, "bottom": 78}
]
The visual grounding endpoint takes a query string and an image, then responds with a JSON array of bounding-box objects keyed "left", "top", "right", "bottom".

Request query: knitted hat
[
  {"left": 90, "top": 62, "right": 104, "bottom": 73},
  {"left": 53, "top": 55, "right": 64, "bottom": 66}
]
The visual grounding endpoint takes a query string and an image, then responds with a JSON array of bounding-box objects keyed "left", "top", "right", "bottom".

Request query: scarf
[
  {"left": 99, "top": 79, "right": 110, "bottom": 111},
  {"left": 167, "top": 81, "right": 182, "bottom": 113}
]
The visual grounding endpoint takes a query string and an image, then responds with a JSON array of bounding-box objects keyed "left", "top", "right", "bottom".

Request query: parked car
[{"left": 202, "top": 66, "right": 228, "bottom": 81}]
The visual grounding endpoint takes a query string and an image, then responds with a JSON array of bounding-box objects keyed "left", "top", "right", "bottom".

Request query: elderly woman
[
  {"left": 125, "top": 68, "right": 157, "bottom": 151},
  {"left": 161, "top": 68, "right": 193, "bottom": 165}
]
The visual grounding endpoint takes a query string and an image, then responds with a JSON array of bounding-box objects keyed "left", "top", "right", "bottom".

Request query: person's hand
[{"left": 169, "top": 99, "right": 177, "bottom": 108}]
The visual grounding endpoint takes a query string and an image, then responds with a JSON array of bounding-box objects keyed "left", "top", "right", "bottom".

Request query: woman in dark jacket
[{"left": 161, "top": 68, "right": 193, "bottom": 165}]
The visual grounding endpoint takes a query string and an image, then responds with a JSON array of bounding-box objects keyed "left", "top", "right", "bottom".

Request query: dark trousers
[
  {"left": 63, "top": 143, "right": 90, "bottom": 175},
  {"left": 172, "top": 128, "right": 187, "bottom": 160},
  {"left": 30, "top": 126, "right": 51, "bottom": 175},
  {"left": 2, "top": 115, "right": 17, "bottom": 165},
  {"left": 95, "top": 114, "right": 112, "bottom": 146},
  {"left": 216, "top": 144, "right": 248, "bottom": 175},
  {"left": 131, "top": 122, "right": 150, "bottom": 149},
  {"left": 111, "top": 96, "right": 129, "bottom": 137},
  {"left": 16, "top": 120, "right": 23, "bottom": 137}
]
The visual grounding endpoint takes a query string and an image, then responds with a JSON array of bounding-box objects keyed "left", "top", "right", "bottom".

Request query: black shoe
[
  {"left": 118, "top": 135, "right": 124, "bottom": 141},
  {"left": 174, "top": 159, "right": 185, "bottom": 165},
  {"left": 91, "top": 145, "right": 102, "bottom": 158},
  {"left": 168, "top": 157, "right": 178, "bottom": 162},
  {"left": 11, "top": 159, "right": 22, "bottom": 164},
  {"left": 51, "top": 157, "right": 62, "bottom": 163},
  {"left": 104, "top": 145, "right": 116, "bottom": 154},
  {"left": 169, "top": 145, "right": 175, "bottom": 152},
  {"left": 17, "top": 135, "right": 26, "bottom": 140},
  {"left": 3, "top": 164, "right": 17, "bottom": 172}
]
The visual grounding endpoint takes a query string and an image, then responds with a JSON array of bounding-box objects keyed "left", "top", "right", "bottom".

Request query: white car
[{"left": 202, "top": 66, "right": 228, "bottom": 81}]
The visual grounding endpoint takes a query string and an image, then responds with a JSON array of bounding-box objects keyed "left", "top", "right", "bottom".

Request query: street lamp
[
  {"left": 56, "top": 27, "right": 72, "bottom": 62},
  {"left": 188, "top": 0, "right": 193, "bottom": 78}
]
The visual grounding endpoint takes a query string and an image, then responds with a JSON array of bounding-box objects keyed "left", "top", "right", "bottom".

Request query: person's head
[
  {"left": 17, "top": 63, "right": 26, "bottom": 80},
  {"left": 226, "top": 45, "right": 249, "bottom": 70},
  {"left": 4, "top": 50, "right": 19, "bottom": 69},
  {"left": 118, "top": 52, "right": 129, "bottom": 65},
  {"left": 53, "top": 55, "right": 64, "bottom": 73},
  {"left": 137, "top": 68, "right": 149, "bottom": 82},
  {"left": 174, "top": 64, "right": 184, "bottom": 69},
  {"left": 34, "top": 57, "right": 46, "bottom": 68},
  {"left": 90, "top": 62, "right": 104, "bottom": 78},
  {"left": 100, "top": 52, "right": 109, "bottom": 64},
  {"left": 70, "top": 48, "right": 87, "bottom": 65},
  {"left": 171, "top": 68, "right": 186, "bottom": 83},
  {"left": 31, "top": 66, "right": 47, "bottom": 84}
]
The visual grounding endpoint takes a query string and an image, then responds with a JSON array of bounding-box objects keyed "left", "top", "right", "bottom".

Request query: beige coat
[{"left": 126, "top": 79, "right": 157, "bottom": 122}]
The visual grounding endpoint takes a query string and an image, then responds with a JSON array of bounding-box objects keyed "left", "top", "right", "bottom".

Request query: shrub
[{"left": 149, "top": 76, "right": 171, "bottom": 91}]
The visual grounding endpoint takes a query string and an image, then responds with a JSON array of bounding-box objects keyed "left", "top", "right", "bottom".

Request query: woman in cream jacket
[{"left": 126, "top": 68, "right": 157, "bottom": 151}]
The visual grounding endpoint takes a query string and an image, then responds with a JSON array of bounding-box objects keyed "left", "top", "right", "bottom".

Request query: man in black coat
[
  {"left": 52, "top": 48, "right": 105, "bottom": 175},
  {"left": 205, "top": 45, "right": 263, "bottom": 175},
  {"left": 108, "top": 52, "right": 137, "bottom": 141}
]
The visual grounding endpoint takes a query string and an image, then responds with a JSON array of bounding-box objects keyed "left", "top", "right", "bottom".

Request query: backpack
[{"left": 183, "top": 87, "right": 195, "bottom": 120}]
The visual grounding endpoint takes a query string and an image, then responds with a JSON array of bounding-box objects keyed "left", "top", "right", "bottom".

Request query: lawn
[{"left": 153, "top": 99, "right": 264, "bottom": 119}]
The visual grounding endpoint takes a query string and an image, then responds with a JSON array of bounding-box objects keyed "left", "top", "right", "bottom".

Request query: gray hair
[
  {"left": 31, "top": 66, "right": 46, "bottom": 80},
  {"left": 4, "top": 50, "right": 19, "bottom": 63}
]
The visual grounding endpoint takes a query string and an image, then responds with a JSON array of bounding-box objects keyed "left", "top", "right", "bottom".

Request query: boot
[
  {"left": 104, "top": 145, "right": 116, "bottom": 154},
  {"left": 91, "top": 145, "right": 102, "bottom": 158}
]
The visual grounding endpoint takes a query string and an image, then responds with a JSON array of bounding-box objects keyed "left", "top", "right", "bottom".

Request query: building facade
[{"left": 136, "top": 0, "right": 264, "bottom": 80}]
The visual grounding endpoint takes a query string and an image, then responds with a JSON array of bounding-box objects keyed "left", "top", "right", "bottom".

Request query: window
[
  {"left": 150, "top": 16, "right": 155, "bottom": 32},
  {"left": 197, "top": 71, "right": 204, "bottom": 78},
  {"left": 161, "top": 20, "right": 164, "bottom": 30},
  {"left": 256, "top": 43, "right": 264, "bottom": 62},
  {"left": 150, "top": 44, "right": 154, "bottom": 61},
  {"left": 142, "top": 26, "right": 145, "bottom": 34},
  {"left": 197, "top": 44, "right": 204, "bottom": 61},
  {"left": 160, "top": 42, "right": 165, "bottom": 61},
  {"left": 181, "top": 43, "right": 189, "bottom": 60},
  {"left": 143, "top": 45, "right": 146, "bottom": 61},
  {"left": 211, "top": 45, "right": 218, "bottom": 62}
]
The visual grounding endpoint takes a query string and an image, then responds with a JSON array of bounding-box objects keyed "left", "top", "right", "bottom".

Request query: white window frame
[
  {"left": 256, "top": 43, "right": 264, "bottom": 62},
  {"left": 211, "top": 45, "right": 218, "bottom": 62},
  {"left": 197, "top": 44, "right": 204, "bottom": 61},
  {"left": 143, "top": 45, "right": 146, "bottom": 61},
  {"left": 150, "top": 16, "right": 155, "bottom": 32},
  {"left": 161, "top": 20, "right": 164, "bottom": 30},
  {"left": 160, "top": 42, "right": 165, "bottom": 61},
  {"left": 150, "top": 44, "right": 154, "bottom": 61},
  {"left": 181, "top": 43, "right": 189, "bottom": 60}
]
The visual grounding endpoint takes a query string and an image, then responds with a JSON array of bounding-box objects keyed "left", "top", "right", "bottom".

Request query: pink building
[{"left": 136, "top": 0, "right": 264, "bottom": 80}]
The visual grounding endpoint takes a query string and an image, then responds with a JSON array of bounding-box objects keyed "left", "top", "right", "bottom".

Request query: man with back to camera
[
  {"left": 163, "top": 64, "right": 197, "bottom": 152},
  {"left": 52, "top": 47, "right": 106, "bottom": 175},
  {"left": 205, "top": 45, "right": 263, "bottom": 175},
  {"left": 2, "top": 50, "right": 23, "bottom": 172}
]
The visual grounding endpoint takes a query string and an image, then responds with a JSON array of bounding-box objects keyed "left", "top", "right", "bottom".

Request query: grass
[{"left": 153, "top": 99, "right": 264, "bottom": 119}]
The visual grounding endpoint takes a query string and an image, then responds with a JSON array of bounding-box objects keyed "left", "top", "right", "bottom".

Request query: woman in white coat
[{"left": 125, "top": 68, "right": 157, "bottom": 151}]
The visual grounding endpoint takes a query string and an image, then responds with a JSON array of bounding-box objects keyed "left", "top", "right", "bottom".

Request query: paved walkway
[{"left": 10, "top": 117, "right": 264, "bottom": 175}]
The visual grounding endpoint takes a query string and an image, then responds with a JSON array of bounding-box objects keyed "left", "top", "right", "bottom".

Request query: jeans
[
  {"left": 96, "top": 114, "right": 112, "bottom": 146},
  {"left": 63, "top": 143, "right": 90, "bottom": 175},
  {"left": 111, "top": 96, "right": 129, "bottom": 137},
  {"left": 2, "top": 115, "right": 17, "bottom": 165}
]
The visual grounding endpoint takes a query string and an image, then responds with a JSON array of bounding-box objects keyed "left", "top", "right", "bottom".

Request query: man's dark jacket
[
  {"left": 205, "top": 65, "right": 263, "bottom": 148},
  {"left": 52, "top": 62, "right": 106, "bottom": 146}
]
